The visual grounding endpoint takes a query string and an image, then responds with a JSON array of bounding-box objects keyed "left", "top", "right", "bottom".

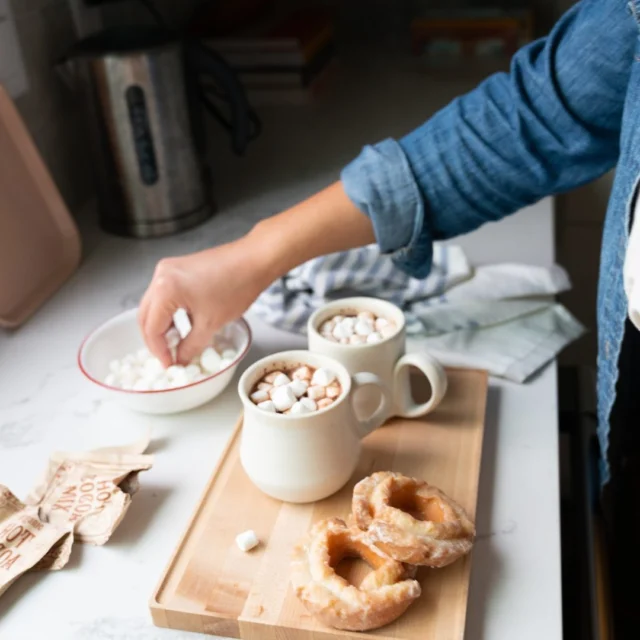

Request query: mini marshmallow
[
  {"left": 172, "top": 308, "right": 192, "bottom": 339},
  {"left": 133, "top": 379, "right": 151, "bottom": 391},
  {"left": 251, "top": 389, "right": 271, "bottom": 403},
  {"left": 288, "top": 379, "right": 309, "bottom": 398},
  {"left": 258, "top": 400, "right": 276, "bottom": 412},
  {"left": 108, "top": 359, "right": 121, "bottom": 374},
  {"left": 136, "top": 348, "right": 150, "bottom": 363},
  {"left": 354, "top": 320, "right": 374, "bottom": 337},
  {"left": 325, "top": 384, "right": 341, "bottom": 399},
  {"left": 201, "top": 347, "right": 222, "bottom": 373},
  {"left": 257, "top": 382, "right": 273, "bottom": 391},
  {"left": 367, "top": 332, "right": 383, "bottom": 344},
  {"left": 105, "top": 373, "right": 117, "bottom": 387},
  {"left": 290, "top": 400, "right": 313, "bottom": 415},
  {"left": 164, "top": 327, "right": 181, "bottom": 349},
  {"left": 236, "top": 529, "right": 259, "bottom": 552},
  {"left": 349, "top": 334, "right": 366, "bottom": 345},
  {"left": 292, "top": 366, "right": 313, "bottom": 381},
  {"left": 299, "top": 396, "right": 318, "bottom": 412},
  {"left": 307, "top": 385, "right": 326, "bottom": 401},
  {"left": 332, "top": 322, "right": 353, "bottom": 340},
  {"left": 119, "top": 369, "right": 137, "bottom": 389},
  {"left": 341, "top": 317, "right": 356, "bottom": 331},
  {"left": 375, "top": 317, "right": 390, "bottom": 331},
  {"left": 152, "top": 377, "right": 169, "bottom": 391},
  {"left": 185, "top": 364, "right": 201, "bottom": 381},
  {"left": 143, "top": 357, "right": 164, "bottom": 377},
  {"left": 317, "top": 398, "right": 334, "bottom": 409},
  {"left": 168, "top": 368, "right": 189, "bottom": 388},
  {"left": 358, "top": 311, "right": 376, "bottom": 323},
  {"left": 220, "top": 358, "right": 234, "bottom": 369},
  {"left": 380, "top": 324, "right": 397, "bottom": 339},
  {"left": 271, "top": 385, "right": 297, "bottom": 412},
  {"left": 332, "top": 315, "right": 344, "bottom": 324},
  {"left": 222, "top": 349, "right": 237, "bottom": 361},
  {"left": 265, "top": 371, "right": 284, "bottom": 384},
  {"left": 272, "top": 373, "right": 291, "bottom": 387},
  {"left": 320, "top": 320, "right": 335, "bottom": 335},
  {"left": 311, "top": 368, "right": 337, "bottom": 387}
]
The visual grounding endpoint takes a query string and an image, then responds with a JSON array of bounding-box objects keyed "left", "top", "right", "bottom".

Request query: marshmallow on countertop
[{"left": 236, "top": 530, "right": 259, "bottom": 552}]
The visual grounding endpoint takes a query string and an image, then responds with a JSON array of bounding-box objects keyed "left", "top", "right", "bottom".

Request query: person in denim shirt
[{"left": 140, "top": 1, "right": 640, "bottom": 630}]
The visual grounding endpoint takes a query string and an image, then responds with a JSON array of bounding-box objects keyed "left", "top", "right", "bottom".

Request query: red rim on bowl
[{"left": 77, "top": 315, "right": 252, "bottom": 395}]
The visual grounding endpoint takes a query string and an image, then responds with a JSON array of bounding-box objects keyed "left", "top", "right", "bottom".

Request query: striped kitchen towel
[{"left": 251, "top": 244, "right": 585, "bottom": 382}]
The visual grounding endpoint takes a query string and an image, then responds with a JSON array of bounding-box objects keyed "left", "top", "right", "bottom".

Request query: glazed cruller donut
[
  {"left": 291, "top": 518, "right": 421, "bottom": 632},
  {"left": 352, "top": 471, "right": 475, "bottom": 567}
]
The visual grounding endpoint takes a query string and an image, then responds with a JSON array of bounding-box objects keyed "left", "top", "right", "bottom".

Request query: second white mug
[{"left": 307, "top": 297, "right": 447, "bottom": 420}]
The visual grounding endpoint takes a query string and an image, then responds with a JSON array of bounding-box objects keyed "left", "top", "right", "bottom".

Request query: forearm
[{"left": 244, "top": 181, "right": 375, "bottom": 286}]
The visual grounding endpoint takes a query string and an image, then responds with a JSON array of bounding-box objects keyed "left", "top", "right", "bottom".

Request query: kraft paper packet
[
  {"left": 0, "top": 432, "right": 154, "bottom": 599},
  {"left": 26, "top": 431, "right": 154, "bottom": 545},
  {"left": 0, "top": 486, "right": 72, "bottom": 598}
]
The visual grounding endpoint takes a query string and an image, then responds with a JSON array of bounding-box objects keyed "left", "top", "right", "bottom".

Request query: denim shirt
[{"left": 340, "top": 0, "right": 640, "bottom": 484}]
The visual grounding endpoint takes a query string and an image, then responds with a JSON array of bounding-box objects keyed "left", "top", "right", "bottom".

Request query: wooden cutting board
[
  {"left": 0, "top": 84, "right": 81, "bottom": 328},
  {"left": 151, "top": 367, "right": 488, "bottom": 639}
]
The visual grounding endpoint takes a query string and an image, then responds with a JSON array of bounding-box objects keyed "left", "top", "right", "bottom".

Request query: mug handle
[
  {"left": 393, "top": 353, "right": 448, "bottom": 419},
  {"left": 350, "top": 372, "right": 393, "bottom": 439}
]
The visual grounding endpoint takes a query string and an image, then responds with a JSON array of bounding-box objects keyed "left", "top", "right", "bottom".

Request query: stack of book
[{"left": 206, "top": 9, "right": 336, "bottom": 106}]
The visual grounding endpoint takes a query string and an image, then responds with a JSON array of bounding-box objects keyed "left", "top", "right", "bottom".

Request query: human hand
[{"left": 138, "top": 237, "right": 272, "bottom": 367}]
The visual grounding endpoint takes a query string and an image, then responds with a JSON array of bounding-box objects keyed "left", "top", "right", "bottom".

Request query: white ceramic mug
[
  {"left": 238, "top": 350, "right": 392, "bottom": 503},
  {"left": 308, "top": 298, "right": 447, "bottom": 420}
]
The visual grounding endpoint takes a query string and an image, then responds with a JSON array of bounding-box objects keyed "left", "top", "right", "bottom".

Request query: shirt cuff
[{"left": 340, "top": 138, "right": 433, "bottom": 278}]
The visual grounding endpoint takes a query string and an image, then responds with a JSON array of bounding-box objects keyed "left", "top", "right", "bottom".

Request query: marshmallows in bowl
[
  {"left": 105, "top": 344, "right": 238, "bottom": 391},
  {"left": 78, "top": 308, "right": 251, "bottom": 414}
]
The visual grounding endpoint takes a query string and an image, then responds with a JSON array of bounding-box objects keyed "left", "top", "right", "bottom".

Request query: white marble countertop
[
  {"left": 0, "top": 199, "right": 561, "bottom": 640},
  {"left": 0, "top": 59, "right": 561, "bottom": 639}
]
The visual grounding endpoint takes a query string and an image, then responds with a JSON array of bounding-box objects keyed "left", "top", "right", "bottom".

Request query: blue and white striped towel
[{"left": 251, "top": 244, "right": 585, "bottom": 382}]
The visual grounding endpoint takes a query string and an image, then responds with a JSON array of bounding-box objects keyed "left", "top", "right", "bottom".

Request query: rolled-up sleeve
[
  {"left": 341, "top": 0, "right": 633, "bottom": 279},
  {"left": 341, "top": 139, "right": 432, "bottom": 277}
]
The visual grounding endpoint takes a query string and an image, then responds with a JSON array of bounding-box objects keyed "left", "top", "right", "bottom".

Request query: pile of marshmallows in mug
[
  {"left": 319, "top": 310, "right": 397, "bottom": 345},
  {"left": 249, "top": 366, "right": 342, "bottom": 415}
]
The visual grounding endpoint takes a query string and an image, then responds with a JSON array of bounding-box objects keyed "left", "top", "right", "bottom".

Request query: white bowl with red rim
[{"left": 78, "top": 308, "right": 252, "bottom": 414}]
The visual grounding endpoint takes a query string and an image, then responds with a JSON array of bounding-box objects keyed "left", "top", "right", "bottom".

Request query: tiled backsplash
[{"left": 9, "top": 0, "right": 93, "bottom": 213}]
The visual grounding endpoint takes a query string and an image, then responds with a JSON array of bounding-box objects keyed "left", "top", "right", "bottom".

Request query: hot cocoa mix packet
[
  {"left": 26, "top": 433, "right": 154, "bottom": 545},
  {"left": 0, "top": 434, "right": 154, "bottom": 599},
  {"left": 0, "top": 486, "right": 71, "bottom": 597}
]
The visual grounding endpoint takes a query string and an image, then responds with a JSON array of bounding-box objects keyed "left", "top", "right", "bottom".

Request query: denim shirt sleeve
[{"left": 341, "top": 0, "right": 636, "bottom": 278}]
